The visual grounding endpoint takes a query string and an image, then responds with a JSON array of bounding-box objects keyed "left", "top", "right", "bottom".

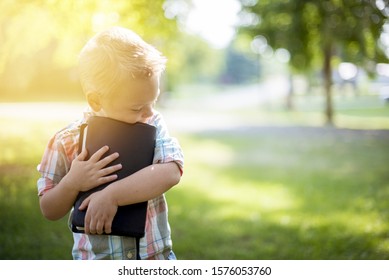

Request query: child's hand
[
  {"left": 64, "top": 146, "right": 122, "bottom": 193},
  {"left": 78, "top": 189, "right": 118, "bottom": 234}
]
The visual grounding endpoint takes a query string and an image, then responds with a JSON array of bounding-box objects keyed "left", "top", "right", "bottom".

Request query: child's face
[{"left": 97, "top": 75, "right": 160, "bottom": 124}]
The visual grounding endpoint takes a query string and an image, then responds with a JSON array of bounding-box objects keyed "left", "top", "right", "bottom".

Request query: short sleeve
[
  {"left": 37, "top": 128, "right": 79, "bottom": 196},
  {"left": 150, "top": 111, "right": 184, "bottom": 174}
]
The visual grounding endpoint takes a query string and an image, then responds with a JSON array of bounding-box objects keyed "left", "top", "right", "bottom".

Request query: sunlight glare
[
  {"left": 92, "top": 12, "right": 120, "bottom": 32},
  {"left": 0, "top": 102, "right": 85, "bottom": 122},
  {"left": 338, "top": 62, "right": 358, "bottom": 80},
  {"left": 185, "top": 0, "right": 241, "bottom": 48},
  {"left": 376, "top": 63, "right": 389, "bottom": 77}
]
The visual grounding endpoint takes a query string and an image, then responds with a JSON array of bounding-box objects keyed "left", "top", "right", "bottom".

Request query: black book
[{"left": 71, "top": 116, "right": 156, "bottom": 237}]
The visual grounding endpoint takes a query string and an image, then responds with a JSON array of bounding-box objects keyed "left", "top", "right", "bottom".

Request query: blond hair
[{"left": 78, "top": 26, "right": 166, "bottom": 98}]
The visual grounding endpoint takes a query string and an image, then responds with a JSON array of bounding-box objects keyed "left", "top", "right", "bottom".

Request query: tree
[
  {"left": 0, "top": 0, "right": 181, "bottom": 100},
  {"left": 221, "top": 43, "right": 260, "bottom": 84},
  {"left": 239, "top": 0, "right": 388, "bottom": 125}
]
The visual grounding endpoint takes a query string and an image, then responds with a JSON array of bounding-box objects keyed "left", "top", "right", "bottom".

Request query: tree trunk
[{"left": 323, "top": 42, "right": 334, "bottom": 126}]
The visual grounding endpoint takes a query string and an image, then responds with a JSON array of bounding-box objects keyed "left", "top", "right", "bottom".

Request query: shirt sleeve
[
  {"left": 150, "top": 111, "right": 184, "bottom": 174},
  {"left": 36, "top": 130, "right": 77, "bottom": 196}
]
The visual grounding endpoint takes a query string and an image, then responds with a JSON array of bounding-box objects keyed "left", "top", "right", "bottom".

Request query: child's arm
[
  {"left": 39, "top": 146, "right": 122, "bottom": 220},
  {"left": 78, "top": 161, "right": 181, "bottom": 235}
]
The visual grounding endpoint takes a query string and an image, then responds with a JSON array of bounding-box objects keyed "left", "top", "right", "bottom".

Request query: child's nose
[{"left": 141, "top": 106, "right": 153, "bottom": 119}]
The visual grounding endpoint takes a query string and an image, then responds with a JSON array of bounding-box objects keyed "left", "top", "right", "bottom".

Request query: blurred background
[{"left": 0, "top": 0, "right": 389, "bottom": 260}]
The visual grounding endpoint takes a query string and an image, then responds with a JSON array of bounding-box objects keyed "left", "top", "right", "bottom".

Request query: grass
[
  {"left": 0, "top": 97, "right": 388, "bottom": 260},
  {"left": 169, "top": 128, "right": 389, "bottom": 259},
  {"left": 0, "top": 116, "right": 74, "bottom": 259}
]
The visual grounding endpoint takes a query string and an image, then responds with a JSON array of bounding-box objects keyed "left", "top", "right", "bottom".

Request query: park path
[
  {"left": 161, "top": 79, "right": 289, "bottom": 133},
  {"left": 0, "top": 81, "right": 287, "bottom": 133},
  {"left": 0, "top": 81, "right": 387, "bottom": 137}
]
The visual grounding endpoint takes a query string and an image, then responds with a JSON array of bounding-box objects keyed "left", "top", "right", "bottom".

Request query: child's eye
[{"left": 131, "top": 108, "right": 142, "bottom": 112}]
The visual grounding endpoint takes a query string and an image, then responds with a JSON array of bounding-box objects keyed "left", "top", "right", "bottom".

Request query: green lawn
[
  {"left": 0, "top": 100, "right": 388, "bottom": 260},
  {"left": 170, "top": 128, "right": 389, "bottom": 259}
]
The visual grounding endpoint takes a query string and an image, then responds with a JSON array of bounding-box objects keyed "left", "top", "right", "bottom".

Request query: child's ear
[{"left": 87, "top": 93, "right": 102, "bottom": 112}]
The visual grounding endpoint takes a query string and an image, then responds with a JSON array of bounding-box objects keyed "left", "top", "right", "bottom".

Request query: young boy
[{"left": 37, "top": 26, "right": 184, "bottom": 260}]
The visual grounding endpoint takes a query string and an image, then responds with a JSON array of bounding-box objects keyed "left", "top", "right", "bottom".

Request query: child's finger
[
  {"left": 97, "top": 174, "right": 118, "bottom": 185},
  {"left": 97, "top": 152, "right": 120, "bottom": 168},
  {"left": 95, "top": 220, "right": 105, "bottom": 235},
  {"left": 104, "top": 220, "right": 112, "bottom": 234},
  {"left": 89, "top": 145, "right": 110, "bottom": 162},
  {"left": 78, "top": 196, "right": 90, "bottom": 211},
  {"left": 76, "top": 148, "right": 88, "bottom": 161},
  {"left": 100, "top": 164, "right": 122, "bottom": 177}
]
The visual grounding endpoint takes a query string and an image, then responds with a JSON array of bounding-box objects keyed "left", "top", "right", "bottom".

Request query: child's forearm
[
  {"left": 41, "top": 161, "right": 180, "bottom": 221},
  {"left": 39, "top": 174, "right": 79, "bottom": 220},
  {"left": 104, "top": 161, "right": 181, "bottom": 206},
  {"left": 39, "top": 147, "right": 122, "bottom": 221}
]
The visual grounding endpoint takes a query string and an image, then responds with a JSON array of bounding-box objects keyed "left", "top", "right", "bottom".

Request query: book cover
[{"left": 71, "top": 116, "right": 156, "bottom": 237}]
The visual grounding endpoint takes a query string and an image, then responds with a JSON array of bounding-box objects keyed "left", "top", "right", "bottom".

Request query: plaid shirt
[{"left": 37, "top": 109, "right": 184, "bottom": 260}]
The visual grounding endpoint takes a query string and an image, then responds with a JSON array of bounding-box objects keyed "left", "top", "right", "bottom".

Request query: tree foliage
[
  {"left": 0, "top": 0, "right": 181, "bottom": 99},
  {"left": 239, "top": 0, "right": 389, "bottom": 124}
]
